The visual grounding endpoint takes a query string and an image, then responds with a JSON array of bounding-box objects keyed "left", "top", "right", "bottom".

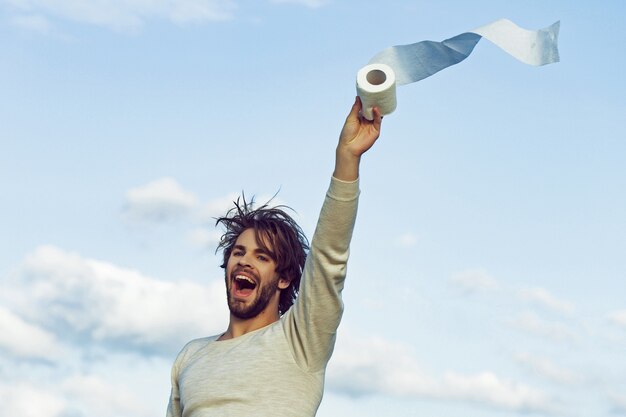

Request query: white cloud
[
  {"left": 509, "top": 312, "right": 577, "bottom": 343},
  {"left": 0, "top": 367, "right": 164, "bottom": 417},
  {"left": 5, "top": 245, "right": 228, "bottom": 355},
  {"left": 0, "top": 305, "right": 65, "bottom": 361},
  {"left": 10, "top": 13, "right": 54, "bottom": 33},
  {"left": 124, "top": 177, "right": 198, "bottom": 222},
  {"left": 0, "top": 382, "right": 66, "bottom": 417},
  {"left": 4, "top": 0, "right": 331, "bottom": 33},
  {"left": 328, "top": 333, "right": 558, "bottom": 414},
  {"left": 396, "top": 232, "right": 418, "bottom": 247},
  {"left": 4, "top": 0, "right": 236, "bottom": 32},
  {"left": 121, "top": 179, "right": 302, "bottom": 254},
  {"left": 196, "top": 192, "right": 240, "bottom": 223},
  {"left": 122, "top": 178, "right": 294, "bottom": 242},
  {"left": 187, "top": 227, "right": 222, "bottom": 248},
  {"left": 196, "top": 192, "right": 289, "bottom": 223},
  {"left": 519, "top": 287, "right": 575, "bottom": 315},
  {"left": 62, "top": 374, "right": 153, "bottom": 417},
  {"left": 328, "top": 333, "right": 434, "bottom": 397},
  {"left": 515, "top": 352, "right": 583, "bottom": 385},
  {"left": 450, "top": 268, "right": 498, "bottom": 293},
  {"left": 608, "top": 310, "right": 626, "bottom": 328},
  {"left": 270, "top": 0, "right": 328, "bottom": 8},
  {"left": 610, "top": 392, "right": 626, "bottom": 415},
  {"left": 438, "top": 371, "right": 556, "bottom": 413}
]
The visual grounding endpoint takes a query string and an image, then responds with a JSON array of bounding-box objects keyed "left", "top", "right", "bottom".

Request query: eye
[
  {"left": 257, "top": 255, "right": 269, "bottom": 262},
  {"left": 232, "top": 250, "right": 244, "bottom": 257}
]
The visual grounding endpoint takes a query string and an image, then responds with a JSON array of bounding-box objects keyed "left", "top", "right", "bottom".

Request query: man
[{"left": 166, "top": 97, "right": 382, "bottom": 417}]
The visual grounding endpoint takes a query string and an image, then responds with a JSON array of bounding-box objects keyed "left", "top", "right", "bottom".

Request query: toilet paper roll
[
  {"left": 355, "top": 19, "right": 560, "bottom": 119},
  {"left": 356, "top": 63, "right": 397, "bottom": 121}
]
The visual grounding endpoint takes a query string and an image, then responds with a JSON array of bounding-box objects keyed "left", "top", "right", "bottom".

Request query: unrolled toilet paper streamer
[{"left": 356, "top": 18, "right": 560, "bottom": 120}]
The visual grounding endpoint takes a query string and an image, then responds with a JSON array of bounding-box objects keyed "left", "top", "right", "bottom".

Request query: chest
[{"left": 178, "top": 327, "right": 321, "bottom": 414}]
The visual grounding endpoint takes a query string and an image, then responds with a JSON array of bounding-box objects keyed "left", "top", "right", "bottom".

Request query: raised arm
[
  {"left": 333, "top": 96, "right": 382, "bottom": 181},
  {"left": 283, "top": 98, "right": 383, "bottom": 371}
]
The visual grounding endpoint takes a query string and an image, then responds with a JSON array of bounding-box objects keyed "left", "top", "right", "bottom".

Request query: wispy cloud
[
  {"left": 9, "top": 13, "right": 54, "bottom": 33},
  {"left": 3, "top": 0, "right": 328, "bottom": 34},
  {"left": 196, "top": 192, "right": 241, "bottom": 223},
  {"left": 509, "top": 312, "right": 577, "bottom": 343},
  {"left": 519, "top": 286, "right": 575, "bottom": 315},
  {"left": 328, "top": 333, "right": 560, "bottom": 414},
  {"left": 396, "top": 232, "right": 418, "bottom": 247},
  {"left": 186, "top": 227, "right": 222, "bottom": 248},
  {"left": 608, "top": 310, "right": 626, "bottom": 328},
  {"left": 515, "top": 352, "right": 583, "bottom": 385},
  {"left": 437, "top": 371, "right": 559, "bottom": 413},
  {"left": 450, "top": 268, "right": 498, "bottom": 293},
  {"left": 269, "top": 0, "right": 329, "bottom": 9},
  {"left": 610, "top": 392, "right": 626, "bottom": 415},
  {"left": 3, "top": 245, "right": 227, "bottom": 355},
  {"left": 3, "top": 0, "right": 237, "bottom": 32}
]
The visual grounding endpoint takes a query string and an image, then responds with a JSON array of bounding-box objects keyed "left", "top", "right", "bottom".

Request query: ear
[{"left": 277, "top": 276, "right": 291, "bottom": 290}]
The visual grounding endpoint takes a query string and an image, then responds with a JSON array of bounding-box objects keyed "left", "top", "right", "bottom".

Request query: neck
[{"left": 219, "top": 309, "right": 280, "bottom": 340}]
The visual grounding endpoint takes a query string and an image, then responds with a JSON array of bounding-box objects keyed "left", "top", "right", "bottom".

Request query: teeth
[{"left": 235, "top": 275, "right": 255, "bottom": 284}]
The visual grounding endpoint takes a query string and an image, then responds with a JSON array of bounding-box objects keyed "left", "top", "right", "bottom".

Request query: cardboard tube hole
[{"left": 366, "top": 69, "right": 387, "bottom": 85}]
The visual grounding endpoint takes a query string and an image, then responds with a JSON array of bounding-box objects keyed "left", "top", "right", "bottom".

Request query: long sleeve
[
  {"left": 166, "top": 358, "right": 182, "bottom": 417},
  {"left": 283, "top": 176, "right": 359, "bottom": 372}
]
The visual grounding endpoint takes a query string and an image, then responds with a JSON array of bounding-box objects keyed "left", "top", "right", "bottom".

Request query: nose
[{"left": 237, "top": 252, "right": 252, "bottom": 267}]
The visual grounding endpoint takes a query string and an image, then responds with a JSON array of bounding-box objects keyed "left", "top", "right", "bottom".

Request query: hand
[
  {"left": 338, "top": 96, "right": 382, "bottom": 157},
  {"left": 333, "top": 96, "right": 383, "bottom": 181}
]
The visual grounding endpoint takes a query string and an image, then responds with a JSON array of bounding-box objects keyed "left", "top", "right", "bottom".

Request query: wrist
[{"left": 333, "top": 150, "right": 361, "bottom": 182}]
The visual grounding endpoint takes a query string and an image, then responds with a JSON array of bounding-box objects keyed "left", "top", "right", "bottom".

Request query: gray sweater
[{"left": 166, "top": 177, "right": 359, "bottom": 417}]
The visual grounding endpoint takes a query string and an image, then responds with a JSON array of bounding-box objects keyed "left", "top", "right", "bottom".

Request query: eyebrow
[{"left": 233, "top": 244, "right": 274, "bottom": 258}]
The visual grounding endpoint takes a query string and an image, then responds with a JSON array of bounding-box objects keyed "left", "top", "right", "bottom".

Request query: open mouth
[{"left": 233, "top": 274, "right": 257, "bottom": 297}]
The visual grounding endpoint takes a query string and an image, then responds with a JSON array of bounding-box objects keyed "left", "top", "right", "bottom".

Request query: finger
[
  {"left": 347, "top": 96, "right": 361, "bottom": 121},
  {"left": 372, "top": 106, "right": 383, "bottom": 131}
]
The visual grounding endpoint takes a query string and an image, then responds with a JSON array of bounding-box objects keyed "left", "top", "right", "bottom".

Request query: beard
[{"left": 225, "top": 272, "right": 280, "bottom": 320}]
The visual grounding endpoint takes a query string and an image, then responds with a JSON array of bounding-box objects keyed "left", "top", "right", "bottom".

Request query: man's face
[{"left": 225, "top": 228, "right": 289, "bottom": 320}]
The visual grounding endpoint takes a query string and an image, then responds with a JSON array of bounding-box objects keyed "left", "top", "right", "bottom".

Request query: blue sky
[{"left": 1, "top": 0, "right": 625, "bottom": 416}]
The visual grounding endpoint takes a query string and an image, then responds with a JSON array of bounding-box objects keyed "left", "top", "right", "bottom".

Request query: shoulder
[{"left": 174, "top": 336, "right": 218, "bottom": 367}]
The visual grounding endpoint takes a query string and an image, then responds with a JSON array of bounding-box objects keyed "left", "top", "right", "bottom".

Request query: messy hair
[{"left": 215, "top": 195, "right": 309, "bottom": 315}]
